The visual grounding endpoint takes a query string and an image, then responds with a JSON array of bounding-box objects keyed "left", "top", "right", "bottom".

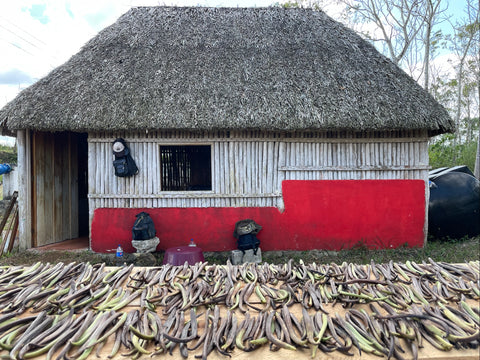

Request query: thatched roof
[{"left": 0, "top": 6, "right": 454, "bottom": 135}]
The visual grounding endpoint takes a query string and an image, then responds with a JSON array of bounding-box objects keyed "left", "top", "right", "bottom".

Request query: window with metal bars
[{"left": 160, "top": 145, "right": 212, "bottom": 191}]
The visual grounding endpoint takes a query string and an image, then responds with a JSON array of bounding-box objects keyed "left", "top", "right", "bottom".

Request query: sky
[{"left": 0, "top": 0, "right": 470, "bottom": 145}]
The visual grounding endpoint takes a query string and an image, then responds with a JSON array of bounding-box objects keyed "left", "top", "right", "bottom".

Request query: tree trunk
[
  {"left": 423, "top": 21, "right": 431, "bottom": 91},
  {"left": 453, "top": 63, "right": 463, "bottom": 160},
  {"left": 475, "top": 0, "right": 480, "bottom": 179},
  {"left": 466, "top": 97, "right": 471, "bottom": 142},
  {"left": 475, "top": 131, "right": 480, "bottom": 179}
]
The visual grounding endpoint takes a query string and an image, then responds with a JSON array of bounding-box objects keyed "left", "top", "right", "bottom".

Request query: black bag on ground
[
  {"left": 132, "top": 212, "right": 156, "bottom": 240},
  {"left": 237, "top": 233, "right": 260, "bottom": 254},
  {"left": 112, "top": 138, "right": 139, "bottom": 177}
]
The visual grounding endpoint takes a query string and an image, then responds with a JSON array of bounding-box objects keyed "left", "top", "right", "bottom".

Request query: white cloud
[
  {"left": 0, "top": 69, "right": 33, "bottom": 85},
  {"left": 0, "top": 1, "right": 134, "bottom": 108},
  {"left": 0, "top": 84, "right": 26, "bottom": 107}
]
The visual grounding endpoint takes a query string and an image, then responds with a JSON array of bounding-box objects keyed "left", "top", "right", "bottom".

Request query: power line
[
  {"left": 0, "top": 14, "right": 63, "bottom": 66},
  {"left": 0, "top": 15, "right": 47, "bottom": 47},
  {"left": 0, "top": 39, "right": 58, "bottom": 72},
  {"left": 0, "top": 34, "right": 36, "bottom": 57},
  {"left": 7, "top": 41, "right": 35, "bottom": 57},
  {"left": 0, "top": 23, "right": 43, "bottom": 52},
  {"left": 0, "top": 23, "right": 59, "bottom": 68}
]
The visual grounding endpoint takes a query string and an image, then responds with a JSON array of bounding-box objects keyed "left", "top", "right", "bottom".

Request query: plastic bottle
[
  {"left": 189, "top": 239, "right": 196, "bottom": 247},
  {"left": 116, "top": 245, "right": 124, "bottom": 257}
]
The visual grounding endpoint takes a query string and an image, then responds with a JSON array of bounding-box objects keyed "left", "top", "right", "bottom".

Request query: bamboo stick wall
[{"left": 87, "top": 130, "right": 429, "bottom": 213}]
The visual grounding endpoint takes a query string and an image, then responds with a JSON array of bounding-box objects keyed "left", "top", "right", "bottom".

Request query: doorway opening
[
  {"left": 31, "top": 132, "right": 89, "bottom": 248},
  {"left": 77, "top": 133, "right": 89, "bottom": 237}
]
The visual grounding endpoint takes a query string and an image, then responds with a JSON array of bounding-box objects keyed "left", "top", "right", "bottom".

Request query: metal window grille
[{"left": 160, "top": 145, "right": 211, "bottom": 191}]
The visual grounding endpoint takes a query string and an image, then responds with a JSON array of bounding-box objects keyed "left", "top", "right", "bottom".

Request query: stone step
[{"left": 230, "top": 248, "right": 262, "bottom": 265}]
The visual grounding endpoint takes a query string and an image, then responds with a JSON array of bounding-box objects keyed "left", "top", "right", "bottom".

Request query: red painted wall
[{"left": 91, "top": 180, "right": 426, "bottom": 253}]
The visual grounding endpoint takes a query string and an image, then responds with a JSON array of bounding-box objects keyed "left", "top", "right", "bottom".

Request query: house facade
[
  {"left": 87, "top": 129, "right": 429, "bottom": 252},
  {"left": 1, "top": 7, "right": 454, "bottom": 252}
]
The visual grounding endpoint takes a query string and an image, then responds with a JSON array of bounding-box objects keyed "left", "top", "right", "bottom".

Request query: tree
[
  {"left": 279, "top": 0, "right": 448, "bottom": 90},
  {"left": 421, "top": 0, "right": 448, "bottom": 91},
  {"left": 449, "top": 24, "right": 475, "bottom": 145},
  {"left": 343, "top": 0, "right": 424, "bottom": 65},
  {"left": 469, "top": 0, "right": 480, "bottom": 178},
  {"left": 277, "top": 0, "right": 479, "bottom": 175},
  {"left": 445, "top": 0, "right": 479, "bottom": 170},
  {"left": 429, "top": 132, "right": 478, "bottom": 171},
  {"left": 337, "top": 0, "right": 448, "bottom": 89}
]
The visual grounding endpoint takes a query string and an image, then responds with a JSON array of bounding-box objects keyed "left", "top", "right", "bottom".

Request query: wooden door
[{"left": 32, "top": 132, "right": 79, "bottom": 247}]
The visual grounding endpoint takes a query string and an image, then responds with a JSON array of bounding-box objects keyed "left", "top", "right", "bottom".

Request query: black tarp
[{"left": 428, "top": 167, "right": 480, "bottom": 239}]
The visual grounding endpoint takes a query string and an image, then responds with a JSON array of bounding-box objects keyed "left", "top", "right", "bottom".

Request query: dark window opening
[{"left": 160, "top": 145, "right": 212, "bottom": 191}]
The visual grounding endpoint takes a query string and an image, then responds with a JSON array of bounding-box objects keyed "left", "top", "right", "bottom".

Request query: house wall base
[{"left": 91, "top": 180, "right": 426, "bottom": 253}]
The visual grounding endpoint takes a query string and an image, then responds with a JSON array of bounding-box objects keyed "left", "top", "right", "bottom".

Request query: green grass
[
  {"left": 0, "top": 148, "right": 17, "bottom": 166},
  {"left": 1, "top": 236, "right": 479, "bottom": 266},
  {"left": 206, "top": 236, "right": 480, "bottom": 265}
]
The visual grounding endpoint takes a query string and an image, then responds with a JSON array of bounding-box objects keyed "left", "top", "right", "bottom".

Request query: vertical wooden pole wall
[
  {"left": 88, "top": 130, "right": 430, "bottom": 215},
  {"left": 16, "top": 130, "right": 32, "bottom": 250}
]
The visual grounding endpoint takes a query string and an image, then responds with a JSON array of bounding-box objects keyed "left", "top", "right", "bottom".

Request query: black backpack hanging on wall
[
  {"left": 112, "top": 138, "right": 139, "bottom": 177},
  {"left": 132, "top": 212, "right": 156, "bottom": 240}
]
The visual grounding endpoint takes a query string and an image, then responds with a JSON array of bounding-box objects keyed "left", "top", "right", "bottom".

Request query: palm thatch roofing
[{"left": 0, "top": 6, "right": 454, "bottom": 135}]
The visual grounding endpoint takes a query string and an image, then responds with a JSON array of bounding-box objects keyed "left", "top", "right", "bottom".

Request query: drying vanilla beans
[{"left": 0, "top": 259, "right": 478, "bottom": 359}]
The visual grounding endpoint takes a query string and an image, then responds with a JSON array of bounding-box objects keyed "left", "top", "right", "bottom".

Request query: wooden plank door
[{"left": 32, "top": 132, "right": 79, "bottom": 247}]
